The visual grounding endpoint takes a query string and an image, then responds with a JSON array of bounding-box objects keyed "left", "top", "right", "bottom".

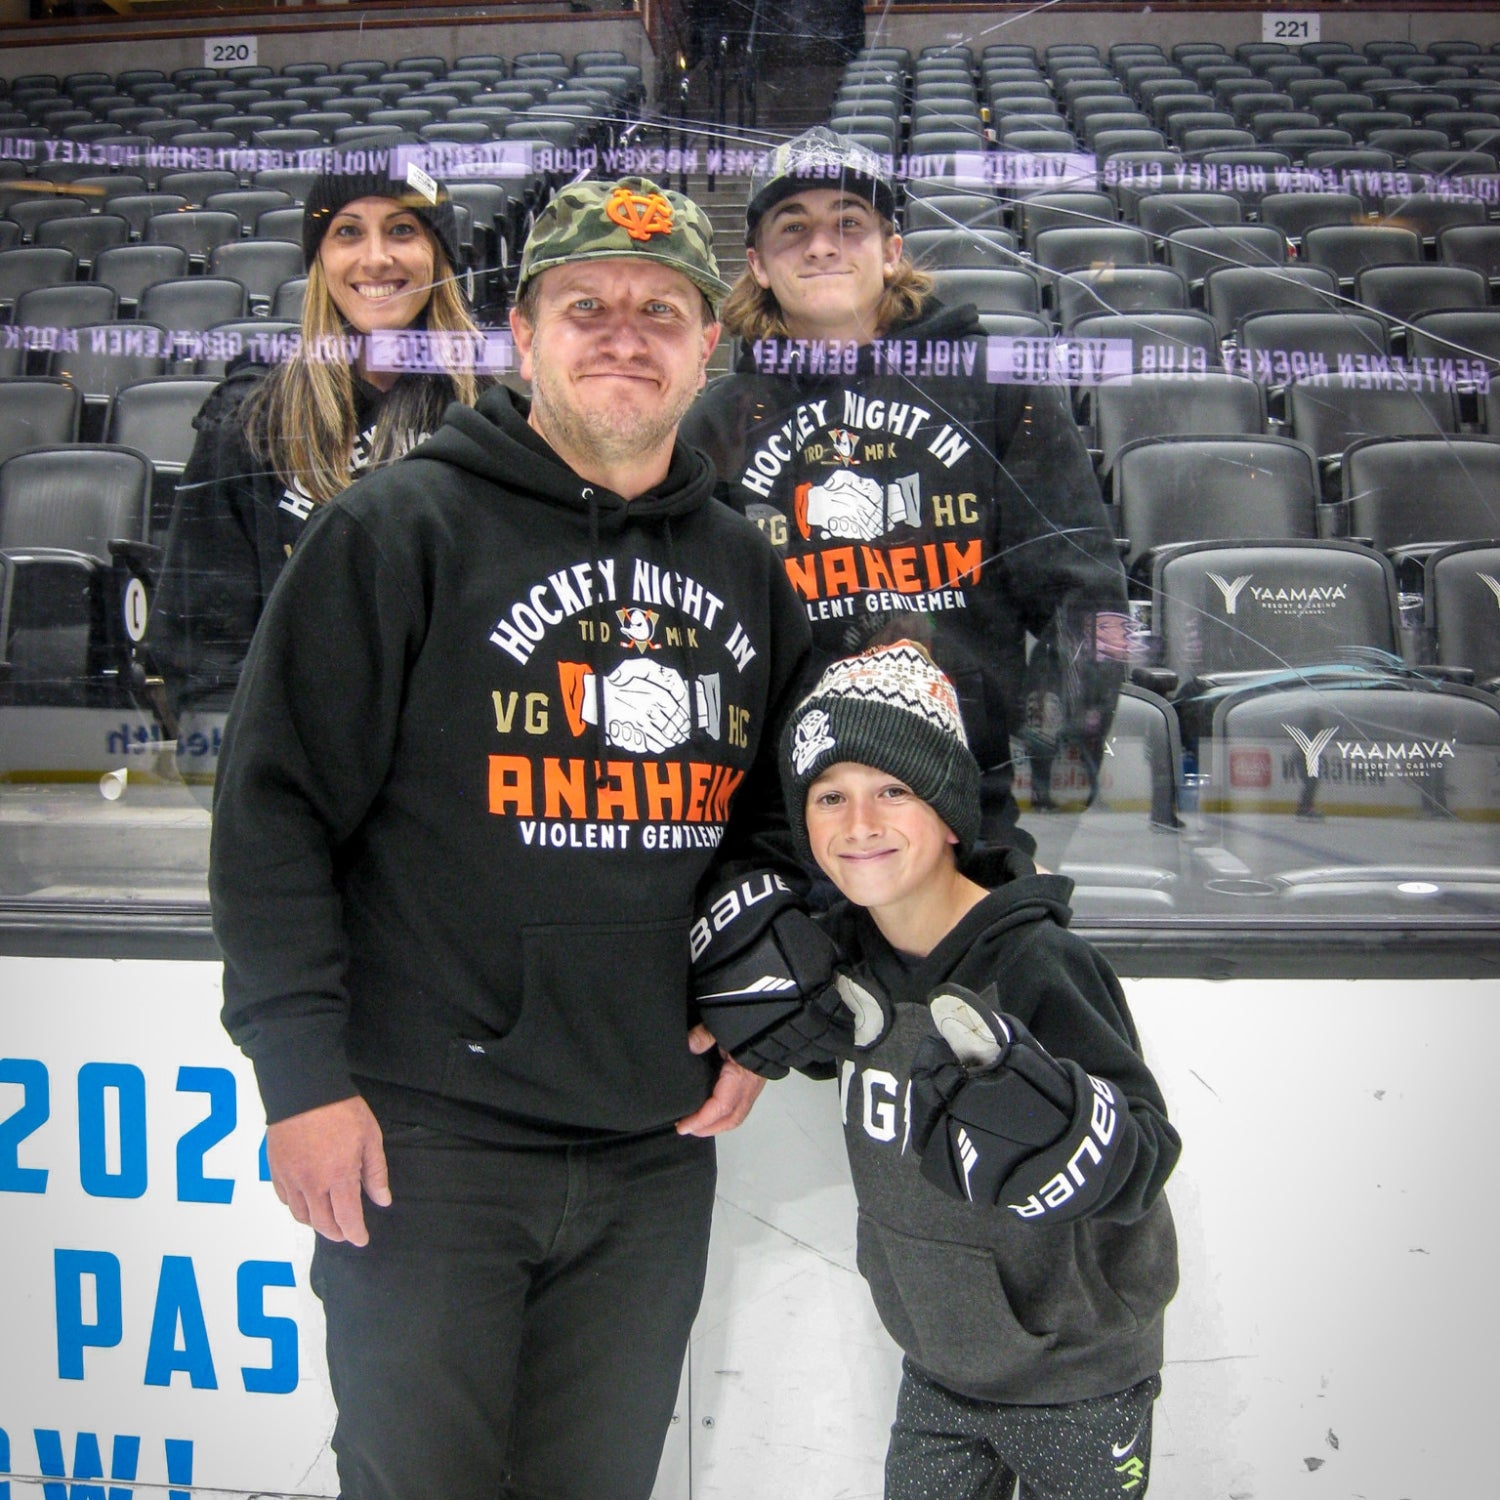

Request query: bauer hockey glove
[
  {"left": 690, "top": 869, "right": 890, "bottom": 1079},
  {"left": 909, "top": 983, "right": 1130, "bottom": 1221}
]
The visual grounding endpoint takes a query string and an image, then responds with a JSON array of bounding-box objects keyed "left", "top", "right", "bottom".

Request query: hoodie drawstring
[{"left": 583, "top": 487, "right": 613, "bottom": 787}]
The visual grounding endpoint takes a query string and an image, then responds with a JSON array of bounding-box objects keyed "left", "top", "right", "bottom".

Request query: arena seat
[
  {"left": 1020, "top": 682, "right": 1187, "bottom": 912},
  {"left": 1162, "top": 223, "right": 1288, "bottom": 294},
  {"left": 927, "top": 266, "right": 1044, "bottom": 317},
  {"left": 1286, "top": 374, "right": 1461, "bottom": 500},
  {"left": 1068, "top": 309, "right": 1224, "bottom": 374},
  {"left": 1090, "top": 370, "right": 1265, "bottom": 474},
  {"left": 0, "top": 376, "right": 81, "bottom": 463},
  {"left": 1352, "top": 264, "right": 1490, "bottom": 351},
  {"left": 1195, "top": 676, "right": 1500, "bottom": 915},
  {"left": 1337, "top": 435, "right": 1500, "bottom": 577},
  {"left": 1202, "top": 264, "right": 1342, "bottom": 341},
  {"left": 0, "top": 442, "right": 155, "bottom": 707},
  {"left": 1000, "top": 184, "right": 1106, "bottom": 233},
  {"left": 1422, "top": 540, "right": 1500, "bottom": 690},
  {"left": 45, "top": 322, "right": 174, "bottom": 442},
  {"left": 902, "top": 227, "right": 1022, "bottom": 271},
  {"left": 5, "top": 197, "right": 89, "bottom": 243},
  {"left": 90, "top": 245, "right": 189, "bottom": 321},
  {"left": 1134, "top": 190, "right": 1242, "bottom": 242},
  {"left": 1055, "top": 266, "right": 1192, "bottom": 330},
  {"left": 13, "top": 284, "right": 119, "bottom": 371},
  {"left": 1030, "top": 225, "right": 1154, "bottom": 279},
  {"left": 1256, "top": 191, "right": 1368, "bottom": 246},
  {"left": 1301, "top": 222, "right": 1423, "bottom": 289},
  {"left": 1146, "top": 538, "right": 1404, "bottom": 695},
  {"left": 208, "top": 241, "right": 306, "bottom": 315},
  {"left": 104, "top": 376, "right": 218, "bottom": 539},
  {"left": 137, "top": 277, "right": 249, "bottom": 334},
  {"left": 33, "top": 214, "right": 129, "bottom": 274},
  {"left": 1405, "top": 308, "right": 1500, "bottom": 375},
  {"left": 144, "top": 210, "right": 242, "bottom": 271},
  {"left": 1111, "top": 433, "right": 1325, "bottom": 582}
]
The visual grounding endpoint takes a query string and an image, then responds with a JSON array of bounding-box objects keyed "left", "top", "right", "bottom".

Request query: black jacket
[
  {"left": 681, "top": 300, "right": 1129, "bottom": 846},
  {"left": 826, "top": 850, "right": 1179, "bottom": 1405},
  {"left": 149, "top": 365, "right": 420, "bottom": 718},
  {"left": 212, "top": 384, "right": 813, "bottom": 1144}
]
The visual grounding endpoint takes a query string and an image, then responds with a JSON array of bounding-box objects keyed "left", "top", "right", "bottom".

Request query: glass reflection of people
[
  {"left": 681, "top": 128, "right": 1132, "bottom": 848},
  {"left": 149, "top": 155, "right": 491, "bottom": 733}
]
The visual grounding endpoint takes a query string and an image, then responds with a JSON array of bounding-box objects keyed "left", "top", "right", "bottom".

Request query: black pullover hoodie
[
  {"left": 211, "top": 384, "right": 812, "bottom": 1145},
  {"left": 682, "top": 299, "right": 1130, "bottom": 848}
]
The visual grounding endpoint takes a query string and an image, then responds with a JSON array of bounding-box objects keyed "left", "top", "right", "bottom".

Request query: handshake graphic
[
  {"left": 795, "top": 469, "right": 922, "bottom": 541},
  {"left": 559, "top": 659, "right": 722, "bottom": 754}
]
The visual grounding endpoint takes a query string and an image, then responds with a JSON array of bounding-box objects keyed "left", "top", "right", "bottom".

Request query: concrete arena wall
[
  {"left": 860, "top": 5, "right": 1500, "bottom": 57},
  {"left": 0, "top": 7, "right": 656, "bottom": 92},
  {"left": 8, "top": 6, "right": 1500, "bottom": 106}
]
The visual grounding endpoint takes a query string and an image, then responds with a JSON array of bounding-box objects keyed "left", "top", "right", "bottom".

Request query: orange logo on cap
[{"left": 605, "top": 185, "right": 675, "bottom": 241}]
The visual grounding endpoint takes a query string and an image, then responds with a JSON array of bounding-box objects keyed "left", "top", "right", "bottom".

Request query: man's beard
[{"left": 528, "top": 352, "right": 700, "bottom": 475}]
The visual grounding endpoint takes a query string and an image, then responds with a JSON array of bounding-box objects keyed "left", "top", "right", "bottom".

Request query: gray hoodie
[{"left": 825, "top": 852, "right": 1180, "bottom": 1405}]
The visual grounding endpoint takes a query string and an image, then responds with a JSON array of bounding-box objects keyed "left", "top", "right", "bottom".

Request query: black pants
[
  {"left": 310, "top": 1122, "right": 717, "bottom": 1500},
  {"left": 886, "top": 1360, "right": 1161, "bottom": 1500}
]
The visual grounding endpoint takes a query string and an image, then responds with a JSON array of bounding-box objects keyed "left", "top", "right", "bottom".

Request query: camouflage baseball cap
[
  {"left": 745, "top": 127, "right": 896, "bottom": 243},
  {"left": 516, "top": 176, "right": 731, "bottom": 312}
]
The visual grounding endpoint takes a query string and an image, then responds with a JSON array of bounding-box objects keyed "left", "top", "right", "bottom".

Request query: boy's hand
[
  {"left": 909, "top": 984, "right": 1129, "bottom": 1220},
  {"left": 690, "top": 870, "right": 889, "bottom": 1078}
]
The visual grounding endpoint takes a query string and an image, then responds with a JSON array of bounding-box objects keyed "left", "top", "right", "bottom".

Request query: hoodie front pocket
[
  {"left": 442, "top": 916, "right": 713, "bottom": 1132},
  {"left": 858, "top": 1211, "right": 1040, "bottom": 1392}
]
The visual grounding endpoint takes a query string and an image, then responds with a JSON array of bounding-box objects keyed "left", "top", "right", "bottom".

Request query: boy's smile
[{"left": 805, "top": 761, "right": 983, "bottom": 954}]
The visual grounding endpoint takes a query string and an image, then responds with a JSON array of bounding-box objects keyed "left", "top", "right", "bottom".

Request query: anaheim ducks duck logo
[
  {"left": 618, "top": 606, "right": 661, "bottom": 652},
  {"left": 606, "top": 185, "right": 675, "bottom": 241}
]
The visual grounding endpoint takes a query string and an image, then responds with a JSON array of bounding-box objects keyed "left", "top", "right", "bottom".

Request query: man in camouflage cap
[
  {"left": 517, "top": 173, "right": 731, "bottom": 313},
  {"left": 212, "top": 170, "right": 811, "bottom": 1500},
  {"left": 510, "top": 174, "right": 732, "bottom": 498}
]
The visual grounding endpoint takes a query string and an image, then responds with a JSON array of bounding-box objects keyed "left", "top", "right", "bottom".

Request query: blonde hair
[
  {"left": 244, "top": 241, "right": 485, "bottom": 506},
  {"left": 720, "top": 221, "right": 934, "bottom": 343}
]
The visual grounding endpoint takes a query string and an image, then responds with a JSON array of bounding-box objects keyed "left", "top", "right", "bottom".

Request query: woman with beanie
[{"left": 149, "top": 149, "right": 493, "bottom": 735}]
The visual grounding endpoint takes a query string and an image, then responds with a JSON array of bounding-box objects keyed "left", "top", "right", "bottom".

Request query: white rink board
[
  {"left": 0, "top": 958, "right": 336, "bottom": 1498},
  {"left": 2, "top": 958, "right": 1498, "bottom": 1498}
]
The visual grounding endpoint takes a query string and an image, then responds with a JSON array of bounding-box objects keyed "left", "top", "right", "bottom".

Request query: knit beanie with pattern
[{"left": 781, "top": 640, "right": 982, "bottom": 860}]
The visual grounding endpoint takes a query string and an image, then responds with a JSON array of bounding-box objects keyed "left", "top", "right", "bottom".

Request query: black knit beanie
[
  {"left": 781, "top": 640, "right": 982, "bottom": 861},
  {"left": 301, "top": 143, "right": 463, "bottom": 273}
]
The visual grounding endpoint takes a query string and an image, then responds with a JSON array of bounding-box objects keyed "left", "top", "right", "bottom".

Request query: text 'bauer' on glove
[
  {"left": 689, "top": 869, "right": 891, "bottom": 1080},
  {"left": 908, "top": 984, "right": 1133, "bottom": 1221}
]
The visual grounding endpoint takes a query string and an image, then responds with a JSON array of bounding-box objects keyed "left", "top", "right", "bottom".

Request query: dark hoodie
[
  {"left": 211, "top": 384, "right": 813, "bottom": 1145},
  {"left": 149, "top": 363, "right": 401, "bottom": 719},
  {"left": 824, "top": 849, "right": 1180, "bottom": 1406},
  {"left": 681, "top": 299, "right": 1129, "bottom": 848}
]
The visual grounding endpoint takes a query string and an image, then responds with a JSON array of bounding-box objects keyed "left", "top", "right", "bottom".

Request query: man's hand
[
  {"left": 266, "top": 1096, "right": 391, "bottom": 1246},
  {"left": 676, "top": 1024, "right": 767, "bottom": 1137}
]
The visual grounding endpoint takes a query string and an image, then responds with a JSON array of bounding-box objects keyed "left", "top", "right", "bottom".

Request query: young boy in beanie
[{"left": 779, "top": 639, "right": 1181, "bottom": 1500}]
